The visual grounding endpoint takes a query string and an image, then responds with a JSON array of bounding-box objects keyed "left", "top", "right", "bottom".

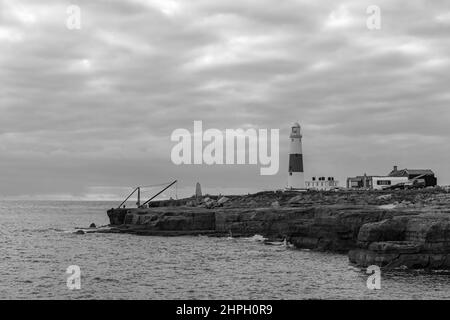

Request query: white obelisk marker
[{"left": 287, "top": 122, "right": 305, "bottom": 189}]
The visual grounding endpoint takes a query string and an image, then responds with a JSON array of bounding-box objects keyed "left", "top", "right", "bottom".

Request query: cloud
[{"left": 1, "top": 0, "right": 449, "bottom": 199}]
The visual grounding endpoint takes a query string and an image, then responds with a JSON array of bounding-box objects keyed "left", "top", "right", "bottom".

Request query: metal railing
[
  {"left": 117, "top": 187, "right": 140, "bottom": 209},
  {"left": 116, "top": 180, "right": 177, "bottom": 209}
]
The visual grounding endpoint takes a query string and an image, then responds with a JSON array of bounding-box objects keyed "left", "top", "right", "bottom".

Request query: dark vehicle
[
  {"left": 383, "top": 179, "right": 426, "bottom": 190},
  {"left": 404, "top": 179, "right": 426, "bottom": 189},
  {"left": 384, "top": 182, "right": 406, "bottom": 190}
]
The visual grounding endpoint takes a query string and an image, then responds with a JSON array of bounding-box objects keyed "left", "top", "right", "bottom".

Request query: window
[
  {"left": 289, "top": 172, "right": 292, "bottom": 176},
  {"left": 377, "top": 180, "right": 391, "bottom": 185}
]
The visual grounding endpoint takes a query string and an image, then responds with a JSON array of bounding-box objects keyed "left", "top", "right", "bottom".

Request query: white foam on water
[
  {"left": 244, "top": 234, "right": 267, "bottom": 242},
  {"left": 378, "top": 204, "right": 397, "bottom": 210}
]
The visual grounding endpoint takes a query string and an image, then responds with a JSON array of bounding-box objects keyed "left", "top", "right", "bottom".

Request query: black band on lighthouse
[{"left": 288, "top": 154, "right": 303, "bottom": 172}]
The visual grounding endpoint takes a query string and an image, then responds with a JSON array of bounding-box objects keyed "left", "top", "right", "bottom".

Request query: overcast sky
[{"left": 1, "top": 0, "right": 449, "bottom": 200}]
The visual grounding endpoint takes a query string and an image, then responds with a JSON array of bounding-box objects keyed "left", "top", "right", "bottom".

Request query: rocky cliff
[
  {"left": 106, "top": 188, "right": 450, "bottom": 270},
  {"left": 348, "top": 212, "right": 450, "bottom": 269},
  {"left": 108, "top": 204, "right": 405, "bottom": 252}
]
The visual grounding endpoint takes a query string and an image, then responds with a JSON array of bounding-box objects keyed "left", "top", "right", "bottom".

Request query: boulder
[
  {"left": 288, "top": 195, "right": 303, "bottom": 204},
  {"left": 271, "top": 201, "right": 280, "bottom": 208},
  {"left": 377, "top": 194, "right": 392, "bottom": 201},
  {"left": 107, "top": 208, "right": 129, "bottom": 225},
  {"left": 358, "top": 218, "right": 406, "bottom": 243},
  {"left": 204, "top": 199, "right": 216, "bottom": 209},
  {"left": 217, "top": 197, "right": 229, "bottom": 205},
  {"left": 186, "top": 200, "right": 195, "bottom": 207},
  {"left": 247, "top": 200, "right": 258, "bottom": 207}
]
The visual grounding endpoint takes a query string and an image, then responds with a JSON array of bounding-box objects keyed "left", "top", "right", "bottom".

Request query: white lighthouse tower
[{"left": 287, "top": 122, "right": 305, "bottom": 189}]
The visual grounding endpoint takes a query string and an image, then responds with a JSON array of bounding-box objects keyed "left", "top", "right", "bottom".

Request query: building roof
[{"left": 389, "top": 169, "right": 435, "bottom": 177}]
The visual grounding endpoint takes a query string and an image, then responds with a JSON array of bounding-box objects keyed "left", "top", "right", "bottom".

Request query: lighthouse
[{"left": 287, "top": 122, "right": 305, "bottom": 189}]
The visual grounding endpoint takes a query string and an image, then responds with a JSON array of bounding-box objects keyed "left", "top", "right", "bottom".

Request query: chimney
[{"left": 393, "top": 165, "right": 398, "bottom": 172}]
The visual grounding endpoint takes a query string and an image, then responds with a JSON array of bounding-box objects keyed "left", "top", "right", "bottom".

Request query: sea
[{"left": 1, "top": 200, "right": 449, "bottom": 300}]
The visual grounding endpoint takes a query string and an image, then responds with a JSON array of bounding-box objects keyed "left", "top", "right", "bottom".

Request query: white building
[
  {"left": 371, "top": 176, "right": 408, "bottom": 190},
  {"left": 305, "top": 177, "right": 339, "bottom": 191}
]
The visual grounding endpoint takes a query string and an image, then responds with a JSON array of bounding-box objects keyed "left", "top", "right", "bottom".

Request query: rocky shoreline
[{"left": 104, "top": 188, "right": 450, "bottom": 270}]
